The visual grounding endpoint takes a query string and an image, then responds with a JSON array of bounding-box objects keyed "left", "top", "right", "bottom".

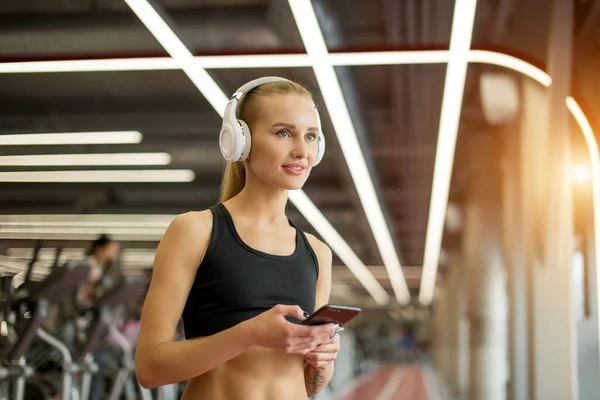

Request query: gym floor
[{"left": 333, "top": 364, "right": 434, "bottom": 400}]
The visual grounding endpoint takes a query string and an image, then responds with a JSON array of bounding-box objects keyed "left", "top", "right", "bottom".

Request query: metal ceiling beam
[
  {"left": 0, "top": 111, "right": 221, "bottom": 136},
  {"left": 383, "top": 0, "right": 413, "bottom": 267},
  {"left": 0, "top": 7, "right": 280, "bottom": 57},
  {"left": 0, "top": 97, "right": 218, "bottom": 121},
  {"left": 266, "top": 0, "right": 304, "bottom": 50}
]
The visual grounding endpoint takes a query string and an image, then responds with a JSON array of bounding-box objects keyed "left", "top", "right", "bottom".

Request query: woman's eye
[
  {"left": 306, "top": 133, "right": 317, "bottom": 141},
  {"left": 277, "top": 130, "right": 290, "bottom": 137}
]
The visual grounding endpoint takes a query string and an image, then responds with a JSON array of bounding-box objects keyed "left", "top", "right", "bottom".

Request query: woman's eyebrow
[{"left": 272, "top": 122, "right": 319, "bottom": 132}]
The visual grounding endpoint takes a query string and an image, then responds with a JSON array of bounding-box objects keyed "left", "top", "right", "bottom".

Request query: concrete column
[
  {"left": 573, "top": 172, "right": 600, "bottom": 399},
  {"left": 519, "top": 78, "right": 579, "bottom": 400},
  {"left": 576, "top": 213, "right": 600, "bottom": 399},
  {"left": 444, "top": 253, "right": 469, "bottom": 399},
  {"left": 501, "top": 122, "right": 531, "bottom": 400},
  {"left": 429, "top": 253, "right": 470, "bottom": 399},
  {"left": 431, "top": 283, "right": 449, "bottom": 380},
  {"left": 463, "top": 132, "right": 509, "bottom": 400},
  {"left": 518, "top": 0, "right": 579, "bottom": 398}
]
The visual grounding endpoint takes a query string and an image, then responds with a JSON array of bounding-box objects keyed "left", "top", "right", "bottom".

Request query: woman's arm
[
  {"left": 302, "top": 235, "right": 335, "bottom": 397},
  {"left": 135, "top": 212, "right": 332, "bottom": 389},
  {"left": 135, "top": 211, "right": 255, "bottom": 388}
]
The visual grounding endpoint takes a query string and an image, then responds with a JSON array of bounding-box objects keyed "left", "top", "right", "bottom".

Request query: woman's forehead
[{"left": 259, "top": 94, "right": 319, "bottom": 127}]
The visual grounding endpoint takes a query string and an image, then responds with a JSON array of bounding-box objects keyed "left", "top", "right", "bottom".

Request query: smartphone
[{"left": 300, "top": 304, "right": 361, "bottom": 326}]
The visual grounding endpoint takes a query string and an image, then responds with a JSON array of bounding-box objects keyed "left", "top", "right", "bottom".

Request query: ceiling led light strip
[
  {"left": 123, "top": 0, "right": 228, "bottom": 115},
  {"left": 122, "top": 0, "right": 387, "bottom": 304},
  {"left": 419, "top": 0, "right": 479, "bottom": 306},
  {"left": 1, "top": 221, "right": 169, "bottom": 228},
  {"left": 0, "top": 170, "right": 195, "bottom": 182},
  {"left": 0, "top": 152, "right": 171, "bottom": 166},
  {"left": 0, "top": 227, "right": 166, "bottom": 236},
  {"left": 0, "top": 232, "right": 161, "bottom": 241},
  {"left": 0, "top": 214, "right": 174, "bottom": 225},
  {"left": 289, "top": 190, "right": 389, "bottom": 305},
  {"left": 0, "top": 255, "right": 28, "bottom": 270},
  {"left": 330, "top": 51, "right": 451, "bottom": 66},
  {"left": 7, "top": 248, "right": 86, "bottom": 258},
  {"left": 467, "top": 50, "right": 552, "bottom": 87},
  {"left": 0, "top": 55, "right": 310, "bottom": 73},
  {"left": 7, "top": 247, "right": 155, "bottom": 260},
  {"left": 0, "top": 131, "right": 142, "bottom": 146},
  {"left": 0, "top": 219, "right": 171, "bottom": 237},
  {"left": 288, "top": 0, "right": 410, "bottom": 304},
  {"left": 0, "top": 51, "right": 569, "bottom": 81},
  {"left": 0, "top": 58, "right": 178, "bottom": 74}
]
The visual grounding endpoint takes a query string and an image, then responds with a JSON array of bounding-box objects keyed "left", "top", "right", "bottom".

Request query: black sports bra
[{"left": 181, "top": 204, "right": 319, "bottom": 339}]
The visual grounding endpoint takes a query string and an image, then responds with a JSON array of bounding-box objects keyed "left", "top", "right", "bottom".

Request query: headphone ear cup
[
  {"left": 314, "top": 133, "right": 326, "bottom": 166},
  {"left": 236, "top": 119, "right": 252, "bottom": 162},
  {"left": 219, "top": 122, "right": 239, "bottom": 162},
  {"left": 219, "top": 119, "right": 251, "bottom": 162}
]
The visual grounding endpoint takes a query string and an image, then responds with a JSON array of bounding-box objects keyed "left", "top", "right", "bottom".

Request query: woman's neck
[{"left": 227, "top": 181, "right": 290, "bottom": 226}]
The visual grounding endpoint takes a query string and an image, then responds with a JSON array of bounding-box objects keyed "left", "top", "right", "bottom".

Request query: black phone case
[{"left": 300, "top": 304, "right": 361, "bottom": 326}]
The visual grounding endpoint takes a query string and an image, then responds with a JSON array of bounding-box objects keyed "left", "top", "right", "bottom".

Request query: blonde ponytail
[
  {"left": 218, "top": 79, "right": 314, "bottom": 203},
  {"left": 219, "top": 162, "right": 246, "bottom": 202}
]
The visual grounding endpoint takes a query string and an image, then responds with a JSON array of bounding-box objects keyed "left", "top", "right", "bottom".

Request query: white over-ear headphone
[{"left": 219, "top": 76, "right": 326, "bottom": 166}]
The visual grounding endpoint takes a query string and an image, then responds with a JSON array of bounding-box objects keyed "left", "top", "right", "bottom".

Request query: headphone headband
[{"left": 231, "top": 76, "right": 292, "bottom": 100}]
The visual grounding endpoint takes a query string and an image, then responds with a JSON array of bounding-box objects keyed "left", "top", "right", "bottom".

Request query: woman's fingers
[
  {"left": 291, "top": 323, "right": 338, "bottom": 339},
  {"left": 304, "top": 350, "right": 339, "bottom": 367},
  {"left": 283, "top": 323, "right": 340, "bottom": 355},
  {"left": 284, "top": 337, "right": 330, "bottom": 354}
]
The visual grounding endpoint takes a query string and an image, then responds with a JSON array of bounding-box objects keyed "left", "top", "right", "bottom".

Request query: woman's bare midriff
[{"left": 180, "top": 344, "right": 309, "bottom": 400}]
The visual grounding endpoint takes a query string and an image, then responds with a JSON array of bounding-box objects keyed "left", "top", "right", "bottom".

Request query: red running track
[{"left": 335, "top": 364, "right": 429, "bottom": 400}]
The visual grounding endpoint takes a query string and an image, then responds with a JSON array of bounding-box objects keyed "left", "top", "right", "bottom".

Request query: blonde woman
[{"left": 135, "top": 77, "right": 340, "bottom": 399}]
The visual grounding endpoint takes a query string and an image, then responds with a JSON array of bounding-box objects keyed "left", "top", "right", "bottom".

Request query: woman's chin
[
  {"left": 281, "top": 183, "right": 305, "bottom": 191},
  {"left": 278, "top": 178, "right": 308, "bottom": 191}
]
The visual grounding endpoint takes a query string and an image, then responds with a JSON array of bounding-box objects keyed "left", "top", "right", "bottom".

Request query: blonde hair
[{"left": 219, "top": 80, "right": 314, "bottom": 203}]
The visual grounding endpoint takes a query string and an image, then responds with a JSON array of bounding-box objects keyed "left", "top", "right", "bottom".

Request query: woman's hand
[
  {"left": 303, "top": 329, "right": 342, "bottom": 368},
  {"left": 246, "top": 304, "right": 337, "bottom": 356}
]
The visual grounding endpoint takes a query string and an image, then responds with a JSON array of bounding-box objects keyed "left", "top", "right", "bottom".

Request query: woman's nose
[{"left": 291, "top": 139, "right": 310, "bottom": 158}]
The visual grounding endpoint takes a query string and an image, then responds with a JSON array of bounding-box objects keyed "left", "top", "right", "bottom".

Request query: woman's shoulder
[
  {"left": 165, "top": 209, "right": 215, "bottom": 238},
  {"left": 157, "top": 209, "right": 216, "bottom": 264},
  {"left": 172, "top": 208, "right": 212, "bottom": 221}
]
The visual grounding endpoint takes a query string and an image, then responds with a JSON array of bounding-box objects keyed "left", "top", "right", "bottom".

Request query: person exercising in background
[
  {"left": 135, "top": 77, "right": 341, "bottom": 399},
  {"left": 79, "top": 234, "right": 121, "bottom": 306},
  {"left": 87, "top": 234, "right": 120, "bottom": 282},
  {"left": 82, "top": 234, "right": 123, "bottom": 400}
]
